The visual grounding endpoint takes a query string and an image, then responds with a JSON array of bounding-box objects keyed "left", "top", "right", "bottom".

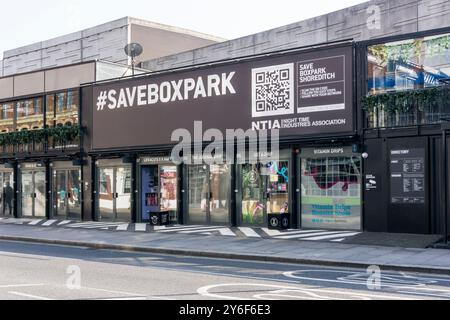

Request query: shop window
[
  {"left": 241, "top": 161, "right": 290, "bottom": 226},
  {"left": 141, "top": 164, "right": 178, "bottom": 222},
  {"left": 45, "top": 94, "right": 55, "bottom": 127},
  {"left": 0, "top": 102, "right": 15, "bottom": 133},
  {"left": 46, "top": 91, "right": 80, "bottom": 149},
  {"left": 55, "top": 91, "right": 79, "bottom": 127},
  {"left": 46, "top": 90, "right": 79, "bottom": 128},
  {"left": 301, "top": 156, "right": 361, "bottom": 230},
  {"left": 366, "top": 33, "right": 450, "bottom": 128},
  {"left": 368, "top": 34, "right": 450, "bottom": 94},
  {"left": 16, "top": 98, "right": 44, "bottom": 130}
]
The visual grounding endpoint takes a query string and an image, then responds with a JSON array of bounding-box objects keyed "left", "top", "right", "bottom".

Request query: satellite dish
[
  {"left": 124, "top": 43, "right": 144, "bottom": 76},
  {"left": 124, "top": 43, "right": 144, "bottom": 59}
]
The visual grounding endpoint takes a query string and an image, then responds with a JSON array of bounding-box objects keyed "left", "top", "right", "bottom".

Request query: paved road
[{"left": 1, "top": 240, "right": 450, "bottom": 300}]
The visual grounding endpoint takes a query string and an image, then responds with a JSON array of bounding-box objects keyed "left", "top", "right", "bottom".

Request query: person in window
[{"left": 3, "top": 181, "right": 14, "bottom": 216}]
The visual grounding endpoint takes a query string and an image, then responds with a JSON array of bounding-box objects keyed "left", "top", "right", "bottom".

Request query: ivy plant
[
  {"left": 0, "top": 124, "right": 81, "bottom": 149},
  {"left": 362, "top": 86, "right": 449, "bottom": 115}
]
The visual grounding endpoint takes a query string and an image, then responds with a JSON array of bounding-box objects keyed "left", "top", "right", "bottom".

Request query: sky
[{"left": 0, "top": 0, "right": 367, "bottom": 59}]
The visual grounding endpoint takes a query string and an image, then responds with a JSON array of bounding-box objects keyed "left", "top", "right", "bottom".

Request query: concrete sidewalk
[{"left": 0, "top": 223, "right": 449, "bottom": 275}]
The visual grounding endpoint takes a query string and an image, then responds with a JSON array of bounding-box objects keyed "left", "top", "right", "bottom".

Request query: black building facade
[
  {"left": 357, "top": 27, "right": 450, "bottom": 236},
  {"left": 80, "top": 41, "right": 361, "bottom": 231},
  {"left": 1, "top": 27, "right": 450, "bottom": 239}
]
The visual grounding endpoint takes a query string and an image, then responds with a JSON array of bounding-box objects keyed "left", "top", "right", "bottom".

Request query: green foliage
[
  {"left": 361, "top": 86, "right": 449, "bottom": 115},
  {"left": 369, "top": 34, "right": 450, "bottom": 64},
  {"left": 0, "top": 124, "right": 81, "bottom": 148}
]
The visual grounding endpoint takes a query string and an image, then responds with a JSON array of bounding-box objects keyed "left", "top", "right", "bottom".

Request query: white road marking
[
  {"left": 57, "top": 220, "right": 73, "bottom": 226},
  {"left": 261, "top": 228, "right": 324, "bottom": 237},
  {"left": 8, "top": 291, "right": 52, "bottom": 300},
  {"left": 68, "top": 222, "right": 125, "bottom": 229},
  {"left": 197, "top": 283, "right": 415, "bottom": 300},
  {"left": 159, "top": 226, "right": 220, "bottom": 233},
  {"left": 271, "top": 230, "right": 329, "bottom": 238},
  {"left": 260, "top": 228, "right": 282, "bottom": 237},
  {"left": 0, "top": 284, "right": 44, "bottom": 288},
  {"left": 42, "top": 220, "right": 58, "bottom": 227},
  {"left": 302, "top": 232, "right": 361, "bottom": 241},
  {"left": 238, "top": 227, "right": 261, "bottom": 238},
  {"left": 179, "top": 227, "right": 231, "bottom": 234},
  {"left": 135, "top": 223, "right": 147, "bottom": 232},
  {"left": 219, "top": 228, "right": 237, "bottom": 237},
  {"left": 116, "top": 224, "right": 129, "bottom": 231},
  {"left": 28, "top": 219, "right": 43, "bottom": 225},
  {"left": 81, "top": 286, "right": 171, "bottom": 300},
  {"left": 283, "top": 269, "right": 450, "bottom": 296},
  {"left": 4, "top": 218, "right": 32, "bottom": 225},
  {"left": 276, "top": 231, "right": 345, "bottom": 240},
  {"left": 155, "top": 225, "right": 203, "bottom": 231},
  {"left": 14, "top": 214, "right": 361, "bottom": 243}
]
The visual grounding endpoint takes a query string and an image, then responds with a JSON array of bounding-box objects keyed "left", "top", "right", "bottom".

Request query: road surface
[{"left": 1, "top": 240, "right": 450, "bottom": 300}]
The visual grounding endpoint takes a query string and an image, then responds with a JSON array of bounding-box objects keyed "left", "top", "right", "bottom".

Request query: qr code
[{"left": 252, "top": 63, "right": 294, "bottom": 118}]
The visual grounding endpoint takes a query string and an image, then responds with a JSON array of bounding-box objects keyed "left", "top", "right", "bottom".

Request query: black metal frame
[
  {"left": 136, "top": 160, "right": 181, "bottom": 224},
  {"left": 441, "top": 119, "right": 450, "bottom": 243},
  {"left": 358, "top": 26, "right": 450, "bottom": 132}
]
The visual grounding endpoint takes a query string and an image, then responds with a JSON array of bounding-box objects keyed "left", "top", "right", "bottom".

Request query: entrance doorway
[
  {"left": 239, "top": 161, "right": 290, "bottom": 227},
  {"left": 97, "top": 165, "right": 132, "bottom": 222},
  {"left": 0, "top": 170, "right": 14, "bottom": 216},
  {"left": 52, "top": 168, "right": 81, "bottom": 220},
  {"left": 187, "top": 164, "right": 231, "bottom": 225},
  {"left": 20, "top": 169, "right": 46, "bottom": 218},
  {"left": 140, "top": 164, "right": 178, "bottom": 223}
]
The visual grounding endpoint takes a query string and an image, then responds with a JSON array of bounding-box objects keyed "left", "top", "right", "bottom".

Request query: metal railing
[{"left": 364, "top": 86, "right": 450, "bottom": 129}]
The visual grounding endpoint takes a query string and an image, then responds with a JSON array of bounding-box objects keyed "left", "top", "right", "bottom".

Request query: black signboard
[
  {"left": 91, "top": 45, "right": 354, "bottom": 150},
  {"left": 390, "top": 148, "right": 425, "bottom": 204}
]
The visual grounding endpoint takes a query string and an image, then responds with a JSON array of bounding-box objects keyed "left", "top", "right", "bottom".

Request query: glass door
[
  {"left": 188, "top": 165, "right": 209, "bottom": 223},
  {"left": 53, "top": 169, "right": 81, "bottom": 220},
  {"left": 187, "top": 164, "right": 231, "bottom": 225},
  {"left": 241, "top": 164, "right": 266, "bottom": 226},
  {"left": 34, "top": 171, "right": 46, "bottom": 217},
  {"left": 98, "top": 166, "right": 132, "bottom": 222},
  {"left": 160, "top": 165, "right": 178, "bottom": 222},
  {"left": 67, "top": 170, "right": 81, "bottom": 220},
  {"left": 21, "top": 171, "right": 34, "bottom": 217},
  {"left": 98, "top": 167, "right": 115, "bottom": 221},
  {"left": 0, "top": 172, "right": 14, "bottom": 216},
  {"left": 266, "top": 161, "right": 290, "bottom": 215},
  {"left": 115, "top": 167, "right": 132, "bottom": 222},
  {"left": 21, "top": 170, "right": 46, "bottom": 218},
  {"left": 53, "top": 170, "right": 67, "bottom": 218},
  {"left": 209, "top": 165, "right": 231, "bottom": 224},
  {"left": 240, "top": 161, "right": 290, "bottom": 227}
]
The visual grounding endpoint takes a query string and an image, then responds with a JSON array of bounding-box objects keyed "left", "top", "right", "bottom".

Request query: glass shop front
[
  {"left": 237, "top": 149, "right": 292, "bottom": 227},
  {"left": 96, "top": 159, "right": 133, "bottom": 222},
  {"left": 50, "top": 161, "right": 82, "bottom": 220},
  {"left": 138, "top": 156, "right": 179, "bottom": 223},
  {"left": 0, "top": 164, "right": 15, "bottom": 216},
  {"left": 299, "top": 146, "right": 362, "bottom": 231},
  {"left": 18, "top": 162, "right": 47, "bottom": 218}
]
